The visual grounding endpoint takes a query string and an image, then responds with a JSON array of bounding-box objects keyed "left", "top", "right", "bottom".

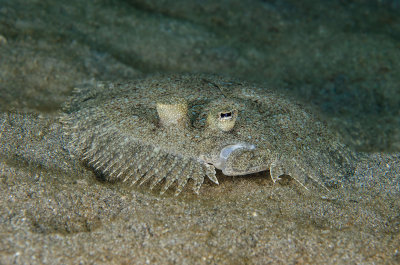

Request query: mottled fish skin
[{"left": 61, "top": 74, "right": 356, "bottom": 195}]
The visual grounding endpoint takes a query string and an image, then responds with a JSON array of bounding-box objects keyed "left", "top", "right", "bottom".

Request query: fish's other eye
[{"left": 156, "top": 97, "right": 188, "bottom": 128}]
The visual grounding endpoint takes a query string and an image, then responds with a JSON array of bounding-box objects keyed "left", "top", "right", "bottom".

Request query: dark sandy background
[{"left": 0, "top": 0, "right": 399, "bottom": 264}]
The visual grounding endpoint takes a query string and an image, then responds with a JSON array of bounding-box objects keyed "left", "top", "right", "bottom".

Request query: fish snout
[{"left": 204, "top": 143, "right": 268, "bottom": 176}]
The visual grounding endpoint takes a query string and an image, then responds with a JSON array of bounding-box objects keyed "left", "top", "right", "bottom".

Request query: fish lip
[
  {"left": 211, "top": 142, "right": 256, "bottom": 172},
  {"left": 221, "top": 165, "right": 267, "bottom": 176}
]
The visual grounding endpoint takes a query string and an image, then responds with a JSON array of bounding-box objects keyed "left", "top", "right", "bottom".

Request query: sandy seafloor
[{"left": 0, "top": 0, "right": 399, "bottom": 264}]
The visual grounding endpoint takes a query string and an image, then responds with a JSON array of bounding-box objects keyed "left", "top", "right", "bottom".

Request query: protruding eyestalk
[
  {"left": 207, "top": 108, "right": 238, "bottom": 132},
  {"left": 156, "top": 97, "right": 188, "bottom": 128}
]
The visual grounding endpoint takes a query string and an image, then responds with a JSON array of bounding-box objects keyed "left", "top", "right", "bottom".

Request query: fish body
[{"left": 61, "top": 74, "right": 355, "bottom": 195}]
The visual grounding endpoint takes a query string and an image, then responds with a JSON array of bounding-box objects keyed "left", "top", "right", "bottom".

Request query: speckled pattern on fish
[{"left": 60, "top": 74, "right": 356, "bottom": 195}]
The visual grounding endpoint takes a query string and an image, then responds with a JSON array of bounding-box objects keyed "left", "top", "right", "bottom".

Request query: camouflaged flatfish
[{"left": 61, "top": 74, "right": 355, "bottom": 195}]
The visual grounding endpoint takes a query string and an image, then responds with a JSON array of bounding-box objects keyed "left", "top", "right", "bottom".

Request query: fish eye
[
  {"left": 207, "top": 108, "right": 238, "bottom": 132},
  {"left": 219, "top": 111, "right": 233, "bottom": 120},
  {"left": 156, "top": 97, "right": 188, "bottom": 128}
]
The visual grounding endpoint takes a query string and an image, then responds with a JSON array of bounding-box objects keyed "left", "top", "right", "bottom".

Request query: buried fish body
[{"left": 61, "top": 74, "right": 355, "bottom": 195}]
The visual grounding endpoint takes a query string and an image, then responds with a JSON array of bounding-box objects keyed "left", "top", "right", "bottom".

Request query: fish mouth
[
  {"left": 211, "top": 142, "right": 255, "bottom": 170},
  {"left": 205, "top": 143, "right": 267, "bottom": 176}
]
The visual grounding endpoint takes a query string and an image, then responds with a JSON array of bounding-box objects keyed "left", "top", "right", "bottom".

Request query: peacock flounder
[{"left": 61, "top": 74, "right": 355, "bottom": 195}]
